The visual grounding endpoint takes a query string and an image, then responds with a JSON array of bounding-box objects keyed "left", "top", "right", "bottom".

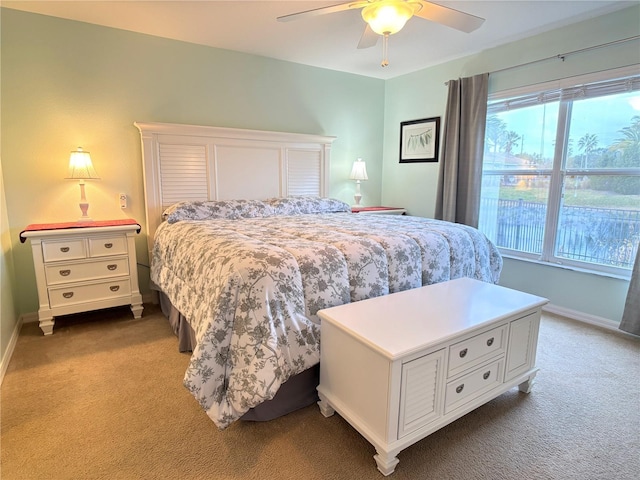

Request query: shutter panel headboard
[{"left": 135, "top": 122, "right": 335, "bottom": 255}]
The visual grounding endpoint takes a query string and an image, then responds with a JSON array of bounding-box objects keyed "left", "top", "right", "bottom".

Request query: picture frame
[{"left": 399, "top": 117, "right": 440, "bottom": 163}]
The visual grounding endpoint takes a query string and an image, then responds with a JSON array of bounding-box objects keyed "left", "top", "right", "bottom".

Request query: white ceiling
[{"left": 3, "top": 0, "right": 636, "bottom": 79}]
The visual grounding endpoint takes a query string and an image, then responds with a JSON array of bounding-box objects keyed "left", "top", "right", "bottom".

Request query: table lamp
[
  {"left": 66, "top": 147, "right": 100, "bottom": 222},
  {"left": 349, "top": 157, "right": 368, "bottom": 206}
]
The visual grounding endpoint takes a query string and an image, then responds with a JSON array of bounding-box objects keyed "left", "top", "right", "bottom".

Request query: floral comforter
[{"left": 151, "top": 199, "right": 502, "bottom": 429}]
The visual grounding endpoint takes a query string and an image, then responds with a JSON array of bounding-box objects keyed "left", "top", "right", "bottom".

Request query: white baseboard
[
  {"left": 21, "top": 311, "right": 38, "bottom": 324},
  {"left": 543, "top": 303, "right": 634, "bottom": 336},
  {"left": 0, "top": 315, "right": 24, "bottom": 385}
]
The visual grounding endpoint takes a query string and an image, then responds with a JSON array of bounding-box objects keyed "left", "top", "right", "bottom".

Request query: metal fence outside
[{"left": 479, "top": 198, "right": 640, "bottom": 269}]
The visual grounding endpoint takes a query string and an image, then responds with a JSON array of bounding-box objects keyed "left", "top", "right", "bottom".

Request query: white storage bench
[{"left": 317, "top": 277, "right": 548, "bottom": 476}]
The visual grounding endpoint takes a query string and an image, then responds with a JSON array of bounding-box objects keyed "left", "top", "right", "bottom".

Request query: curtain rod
[{"left": 444, "top": 35, "right": 640, "bottom": 85}]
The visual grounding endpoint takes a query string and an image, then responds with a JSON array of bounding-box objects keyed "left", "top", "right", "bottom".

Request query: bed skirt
[{"left": 158, "top": 291, "right": 320, "bottom": 421}]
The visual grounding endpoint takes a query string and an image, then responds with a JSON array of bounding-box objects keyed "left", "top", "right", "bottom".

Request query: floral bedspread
[{"left": 151, "top": 208, "right": 502, "bottom": 429}]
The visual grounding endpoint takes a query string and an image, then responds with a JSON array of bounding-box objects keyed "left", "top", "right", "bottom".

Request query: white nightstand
[
  {"left": 351, "top": 206, "right": 406, "bottom": 215},
  {"left": 20, "top": 220, "right": 144, "bottom": 335}
]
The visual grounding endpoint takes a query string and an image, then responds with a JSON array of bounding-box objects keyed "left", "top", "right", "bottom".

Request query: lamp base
[
  {"left": 353, "top": 193, "right": 363, "bottom": 206},
  {"left": 78, "top": 202, "right": 92, "bottom": 222}
]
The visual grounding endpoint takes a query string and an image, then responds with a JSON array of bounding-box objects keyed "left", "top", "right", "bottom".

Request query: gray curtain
[
  {"left": 620, "top": 249, "right": 640, "bottom": 336},
  {"left": 435, "top": 73, "right": 489, "bottom": 228}
]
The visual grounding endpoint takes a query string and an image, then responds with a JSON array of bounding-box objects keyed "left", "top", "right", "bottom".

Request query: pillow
[
  {"left": 163, "top": 199, "right": 275, "bottom": 223},
  {"left": 265, "top": 196, "right": 351, "bottom": 215}
]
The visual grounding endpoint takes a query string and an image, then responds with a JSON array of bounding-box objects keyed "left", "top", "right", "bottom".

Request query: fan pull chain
[{"left": 381, "top": 33, "right": 389, "bottom": 67}]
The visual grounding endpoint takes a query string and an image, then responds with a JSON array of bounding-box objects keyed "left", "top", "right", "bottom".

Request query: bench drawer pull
[
  {"left": 486, "top": 337, "right": 494, "bottom": 347},
  {"left": 110, "top": 285, "right": 120, "bottom": 292},
  {"left": 59, "top": 269, "right": 71, "bottom": 276},
  {"left": 107, "top": 264, "right": 118, "bottom": 271},
  {"left": 62, "top": 292, "right": 74, "bottom": 299},
  {"left": 60, "top": 247, "right": 70, "bottom": 253},
  {"left": 483, "top": 371, "right": 491, "bottom": 380},
  {"left": 459, "top": 348, "right": 468, "bottom": 358},
  {"left": 104, "top": 243, "right": 113, "bottom": 249},
  {"left": 455, "top": 384, "right": 464, "bottom": 394}
]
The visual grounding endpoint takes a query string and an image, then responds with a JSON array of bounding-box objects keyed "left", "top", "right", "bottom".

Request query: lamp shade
[
  {"left": 361, "top": 0, "right": 416, "bottom": 35},
  {"left": 349, "top": 158, "right": 369, "bottom": 181},
  {"left": 66, "top": 147, "right": 100, "bottom": 180}
]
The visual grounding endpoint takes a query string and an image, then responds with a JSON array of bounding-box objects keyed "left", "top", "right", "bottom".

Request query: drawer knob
[
  {"left": 107, "top": 264, "right": 118, "bottom": 271},
  {"left": 59, "top": 269, "right": 71, "bottom": 276},
  {"left": 456, "top": 384, "right": 464, "bottom": 394},
  {"left": 60, "top": 247, "right": 70, "bottom": 253},
  {"left": 459, "top": 348, "right": 468, "bottom": 358},
  {"left": 486, "top": 337, "right": 494, "bottom": 347},
  {"left": 62, "top": 292, "right": 74, "bottom": 299},
  {"left": 109, "top": 285, "right": 120, "bottom": 292},
  {"left": 483, "top": 371, "right": 491, "bottom": 380},
  {"left": 104, "top": 243, "right": 113, "bottom": 249}
]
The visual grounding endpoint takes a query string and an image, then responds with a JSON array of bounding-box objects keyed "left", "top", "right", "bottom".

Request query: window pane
[
  {"left": 556, "top": 175, "right": 640, "bottom": 268},
  {"left": 481, "top": 72, "right": 640, "bottom": 274},
  {"left": 567, "top": 92, "right": 640, "bottom": 170},
  {"left": 484, "top": 102, "right": 559, "bottom": 171},
  {"left": 479, "top": 174, "right": 549, "bottom": 254}
]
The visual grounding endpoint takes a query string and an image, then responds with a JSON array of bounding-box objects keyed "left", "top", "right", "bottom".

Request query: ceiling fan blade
[
  {"left": 415, "top": 1, "right": 485, "bottom": 33},
  {"left": 277, "top": 1, "right": 368, "bottom": 22},
  {"left": 357, "top": 24, "right": 379, "bottom": 49}
]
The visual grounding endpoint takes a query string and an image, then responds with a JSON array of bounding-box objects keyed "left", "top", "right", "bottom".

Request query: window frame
[{"left": 481, "top": 65, "right": 640, "bottom": 278}]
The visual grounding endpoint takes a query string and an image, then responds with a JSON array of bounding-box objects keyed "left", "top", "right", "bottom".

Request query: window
[{"left": 479, "top": 70, "right": 640, "bottom": 276}]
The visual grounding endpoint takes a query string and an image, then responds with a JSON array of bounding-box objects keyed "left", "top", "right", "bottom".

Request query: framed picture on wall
[{"left": 399, "top": 117, "right": 440, "bottom": 163}]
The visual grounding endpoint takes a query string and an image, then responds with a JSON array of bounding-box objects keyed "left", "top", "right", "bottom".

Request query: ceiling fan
[{"left": 277, "top": 0, "right": 485, "bottom": 67}]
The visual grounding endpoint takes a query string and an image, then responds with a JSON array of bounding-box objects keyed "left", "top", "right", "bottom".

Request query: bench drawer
[
  {"left": 448, "top": 324, "right": 507, "bottom": 377},
  {"left": 444, "top": 359, "right": 504, "bottom": 413}
]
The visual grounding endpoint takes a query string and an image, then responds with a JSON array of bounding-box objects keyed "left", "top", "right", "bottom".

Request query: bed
[{"left": 136, "top": 122, "right": 503, "bottom": 430}]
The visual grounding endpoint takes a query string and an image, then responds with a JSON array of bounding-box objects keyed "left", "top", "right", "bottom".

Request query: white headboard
[{"left": 135, "top": 121, "right": 335, "bottom": 254}]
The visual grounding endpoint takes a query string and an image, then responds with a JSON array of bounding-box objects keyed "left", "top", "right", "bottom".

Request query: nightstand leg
[
  {"left": 39, "top": 316, "right": 55, "bottom": 336},
  {"left": 130, "top": 303, "right": 144, "bottom": 319}
]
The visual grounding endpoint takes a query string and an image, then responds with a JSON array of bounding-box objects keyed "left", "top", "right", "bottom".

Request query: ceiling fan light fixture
[{"left": 362, "top": 1, "right": 416, "bottom": 35}]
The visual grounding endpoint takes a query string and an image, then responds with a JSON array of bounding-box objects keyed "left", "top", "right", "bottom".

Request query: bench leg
[
  {"left": 518, "top": 371, "right": 537, "bottom": 393},
  {"left": 317, "top": 393, "right": 335, "bottom": 417},
  {"left": 374, "top": 449, "right": 400, "bottom": 476}
]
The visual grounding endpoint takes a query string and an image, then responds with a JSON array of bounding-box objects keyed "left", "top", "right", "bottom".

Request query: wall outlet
[{"left": 119, "top": 193, "right": 127, "bottom": 209}]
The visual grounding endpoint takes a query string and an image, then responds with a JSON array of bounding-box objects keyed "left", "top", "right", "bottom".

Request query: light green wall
[
  {"left": 0, "top": 7, "right": 385, "bottom": 340},
  {"left": 383, "top": 5, "right": 640, "bottom": 324}
]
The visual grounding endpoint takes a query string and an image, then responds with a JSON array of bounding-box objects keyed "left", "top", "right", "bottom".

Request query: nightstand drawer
[
  {"left": 88, "top": 235, "right": 128, "bottom": 257},
  {"left": 48, "top": 279, "right": 132, "bottom": 308},
  {"left": 42, "top": 239, "right": 86, "bottom": 262},
  {"left": 45, "top": 257, "right": 130, "bottom": 285},
  {"left": 447, "top": 324, "right": 507, "bottom": 377}
]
